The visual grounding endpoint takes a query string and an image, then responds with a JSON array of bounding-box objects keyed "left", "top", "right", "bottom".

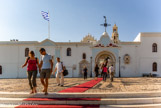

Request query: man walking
[
  {"left": 109, "top": 64, "right": 114, "bottom": 82},
  {"left": 54, "top": 57, "right": 64, "bottom": 87},
  {"left": 83, "top": 66, "right": 88, "bottom": 80},
  {"left": 39, "top": 48, "right": 53, "bottom": 95}
]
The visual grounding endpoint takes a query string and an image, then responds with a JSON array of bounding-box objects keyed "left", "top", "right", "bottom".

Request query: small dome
[
  {"left": 99, "top": 32, "right": 111, "bottom": 46},
  {"left": 102, "top": 32, "right": 109, "bottom": 36}
]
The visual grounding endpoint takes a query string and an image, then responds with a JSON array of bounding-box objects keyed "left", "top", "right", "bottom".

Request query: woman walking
[
  {"left": 102, "top": 63, "right": 108, "bottom": 82},
  {"left": 94, "top": 64, "right": 99, "bottom": 80},
  {"left": 22, "top": 51, "right": 39, "bottom": 94},
  {"left": 83, "top": 66, "right": 88, "bottom": 80}
]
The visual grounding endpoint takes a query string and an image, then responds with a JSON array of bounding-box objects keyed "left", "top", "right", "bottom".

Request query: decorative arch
[
  {"left": 25, "top": 48, "right": 29, "bottom": 57},
  {"left": 94, "top": 51, "right": 116, "bottom": 74},
  {"left": 79, "top": 60, "right": 90, "bottom": 77},
  {"left": 152, "top": 43, "right": 157, "bottom": 52},
  {"left": 95, "top": 51, "right": 116, "bottom": 65},
  {"left": 67, "top": 48, "right": 71, "bottom": 56}
]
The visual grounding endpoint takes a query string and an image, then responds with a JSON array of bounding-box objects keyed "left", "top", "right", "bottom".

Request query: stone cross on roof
[{"left": 100, "top": 16, "right": 111, "bottom": 32}]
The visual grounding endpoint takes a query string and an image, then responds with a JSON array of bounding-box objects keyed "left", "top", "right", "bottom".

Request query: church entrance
[
  {"left": 95, "top": 51, "right": 116, "bottom": 68},
  {"left": 79, "top": 60, "right": 90, "bottom": 77}
]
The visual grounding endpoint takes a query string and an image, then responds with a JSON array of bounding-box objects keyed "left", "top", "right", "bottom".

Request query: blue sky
[{"left": 0, "top": 0, "right": 161, "bottom": 42}]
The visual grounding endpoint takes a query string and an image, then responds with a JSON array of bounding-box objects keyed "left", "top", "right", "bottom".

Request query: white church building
[{"left": 0, "top": 24, "right": 161, "bottom": 78}]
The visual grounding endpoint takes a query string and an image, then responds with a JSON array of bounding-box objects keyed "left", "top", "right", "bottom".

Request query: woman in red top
[
  {"left": 102, "top": 63, "right": 108, "bottom": 82},
  {"left": 22, "top": 51, "right": 39, "bottom": 94}
]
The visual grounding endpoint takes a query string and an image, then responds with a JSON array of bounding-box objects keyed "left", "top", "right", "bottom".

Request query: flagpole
[{"left": 48, "top": 11, "right": 50, "bottom": 39}]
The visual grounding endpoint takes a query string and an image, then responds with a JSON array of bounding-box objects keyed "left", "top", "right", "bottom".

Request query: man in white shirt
[
  {"left": 54, "top": 57, "right": 64, "bottom": 87},
  {"left": 109, "top": 64, "right": 114, "bottom": 82}
]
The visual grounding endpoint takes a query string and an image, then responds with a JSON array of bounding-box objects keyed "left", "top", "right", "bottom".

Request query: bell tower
[{"left": 112, "top": 24, "right": 119, "bottom": 44}]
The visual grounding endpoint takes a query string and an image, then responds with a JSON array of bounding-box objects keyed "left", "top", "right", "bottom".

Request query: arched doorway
[
  {"left": 95, "top": 51, "right": 116, "bottom": 68},
  {"left": 79, "top": 60, "right": 90, "bottom": 77}
]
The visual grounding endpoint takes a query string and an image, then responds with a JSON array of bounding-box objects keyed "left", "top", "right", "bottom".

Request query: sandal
[
  {"left": 42, "top": 89, "right": 45, "bottom": 92},
  {"left": 30, "top": 91, "right": 34, "bottom": 94},
  {"left": 34, "top": 89, "right": 37, "bottom": 93},
  {"left": 44, "top": 92, "right": 48, "bottom": 95}
]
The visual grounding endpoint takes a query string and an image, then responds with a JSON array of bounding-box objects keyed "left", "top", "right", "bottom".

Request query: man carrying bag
[{"left": 54, "top": 57, "right": 64, "bottom": 87}]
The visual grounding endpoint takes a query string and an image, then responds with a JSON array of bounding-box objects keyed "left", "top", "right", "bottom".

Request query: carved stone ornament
[{"left": 124, "top": 54, "right": 130, "bottom": 64}]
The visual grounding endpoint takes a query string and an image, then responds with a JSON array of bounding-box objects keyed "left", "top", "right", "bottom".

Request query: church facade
[{"left": 0, "top": 24, "right": 161, "bottom": 78}]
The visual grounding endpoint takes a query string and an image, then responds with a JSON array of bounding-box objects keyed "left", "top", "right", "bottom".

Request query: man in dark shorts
[{"left": 39, "top": 48, "right": 53, "bottom": 95}]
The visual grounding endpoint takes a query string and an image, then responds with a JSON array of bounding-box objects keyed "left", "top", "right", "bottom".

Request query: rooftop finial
[{"left": 100, "top": 16, "right": 111, "bottom": 32}]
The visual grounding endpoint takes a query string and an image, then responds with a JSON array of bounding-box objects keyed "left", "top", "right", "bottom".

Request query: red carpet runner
[
  {"left": 59, "top": 78, "right": 102, "bottom": 93},
  {"left": 16, "top": 105, "right": 99, "bottom": 108},
  {"left": 24, "top": 98, "right": 101, "bottom": 101},
  {"left": 15, "top": 78, "right": 102, "bottom": 108}
]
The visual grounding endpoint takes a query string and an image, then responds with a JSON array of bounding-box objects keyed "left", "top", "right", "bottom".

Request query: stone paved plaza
[{"left": 1, "top": 77, "right": 161, "bottom": 93}]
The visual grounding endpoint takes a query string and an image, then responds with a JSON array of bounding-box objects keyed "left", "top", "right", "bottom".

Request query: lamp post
[
  {"left": 119, "top": 56, "right": 121, "bottom": 77},
  {"left": 90, "top": 57, "right": 92, "bottom": 77}
]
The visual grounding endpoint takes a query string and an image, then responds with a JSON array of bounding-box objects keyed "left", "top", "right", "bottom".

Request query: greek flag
[{"left": 41, "top": 11, "right": 49, "bottom": 21}]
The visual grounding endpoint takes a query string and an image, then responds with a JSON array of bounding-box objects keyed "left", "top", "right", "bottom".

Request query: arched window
[
  {"left": 25, "top": 48, "right": 29, "bottom": 57},
  {"left": 82, "top": 53, "right": 86, "bottom": 59},
  {"left": 153, "top": 62, "right": 157, "bottom": 72},
  {"left": 0, "top": 65, "right": 2, "bottom": 75},
  {"left": 152, "top": 43, "right": 157, "bottom": 52},
  {"left": 67, "top": 48, "right": 71, "bottom": 56}
]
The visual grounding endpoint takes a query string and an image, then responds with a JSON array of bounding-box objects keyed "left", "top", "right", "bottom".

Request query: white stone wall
[
  {"left": 119, "top": 33, "right": 161, "bottom": 77},
  {"left": 1, "top": 33, "right": 161, "bottom": 78},
  {"left": 119, "top": 44, "right": 139, "bottom": 77},
  {"left": 60, "top": 45, "right": 92, "bottom": 77},
  {"left": 137, "top": 35, "right": 161, "bottom": 77},
  {"left": 0, "top": 45, "right": 36, "bottom": 78},
  {"left": 0, "top": 45, "right": 19, "bottom": 78}
]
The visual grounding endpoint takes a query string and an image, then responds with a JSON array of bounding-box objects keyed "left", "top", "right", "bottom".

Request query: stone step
[
  {"left": 100, "top": 104, "right": 161, "bottom": 108},
  {"left": 1, "top": 104, "right": 161, "bottom": 108},
  {"left": 0, "top": 92, "right": 161, "bottom": 98},
  {"left": 1, "top": 97, "right": 161, "bottom": 105},
  {"left": 1, "top": 92, "right": 161, "bottom": 107},
  {"left": 0, "top": 105, "right": 100, "bottom": 108}
]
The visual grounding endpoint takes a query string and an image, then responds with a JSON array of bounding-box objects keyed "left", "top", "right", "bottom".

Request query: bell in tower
[{"left": 112, "top": 24, "right": 119, "bottom": 44}]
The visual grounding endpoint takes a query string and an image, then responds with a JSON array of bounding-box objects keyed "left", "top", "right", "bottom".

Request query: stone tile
[{"left": 1, "top": 78, "right": 161, "bottom": 93}]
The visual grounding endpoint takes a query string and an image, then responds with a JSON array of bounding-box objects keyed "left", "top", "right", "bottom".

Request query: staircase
[{"left": 0, "top": 92, "right": 161, "bottom": 108}]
